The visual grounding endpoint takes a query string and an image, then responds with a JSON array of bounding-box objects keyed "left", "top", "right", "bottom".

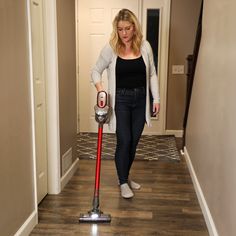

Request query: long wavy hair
[{"left": 109, "top": 9, "right": 143, "bottom": 55}]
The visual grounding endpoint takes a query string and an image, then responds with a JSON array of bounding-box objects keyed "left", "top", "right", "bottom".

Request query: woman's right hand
[{"left": 95, "top": 82, "right": 104, "bottom": 92}]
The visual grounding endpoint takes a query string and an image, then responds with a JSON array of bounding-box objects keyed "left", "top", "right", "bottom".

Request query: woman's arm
[
  {"left": 145, "top": 41, "right": 160, "bottom": 115},
  {"left": 91, "top": 44, "right": 113, "bottom": 90}
]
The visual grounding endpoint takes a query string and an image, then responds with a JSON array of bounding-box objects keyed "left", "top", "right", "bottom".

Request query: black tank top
[{"left": 116, "top": 56, "right": 146, "bottom": 89}]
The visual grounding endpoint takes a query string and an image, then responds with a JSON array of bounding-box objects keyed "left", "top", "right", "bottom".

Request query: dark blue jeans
[{"left": 115, "top": 87, "right": 146, "bottom": 185}]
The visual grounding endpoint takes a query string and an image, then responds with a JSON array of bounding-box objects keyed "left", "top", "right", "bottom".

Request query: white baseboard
[
  {"left": 61, "top": 158, "right": 79, "bottom": 190},
  {"left": 183, "top": 147, "right": 219, "bottom": 236},
  {"left": 14, "top": 210, "right": 38, "bottom": 236},
  {"left": 165, "top": 129, "right": 183, "bottom": 137}
]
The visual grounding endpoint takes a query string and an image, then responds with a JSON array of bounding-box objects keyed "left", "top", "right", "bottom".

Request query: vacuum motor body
[{"left": 94, "top": 91, "right": 111, "bottom": 125}]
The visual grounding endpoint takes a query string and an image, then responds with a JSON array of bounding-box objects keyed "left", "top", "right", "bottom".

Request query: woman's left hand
[{"left": 152, "top": 103, "right": 160, "bottom": 116}]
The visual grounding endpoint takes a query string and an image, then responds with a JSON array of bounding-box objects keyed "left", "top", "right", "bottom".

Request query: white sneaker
[
  {"left": 129, "top": 180, "right": 141, "bottom": 190},
  {"left": 120, "top": 183, "right": 134, "bottom": 198}
]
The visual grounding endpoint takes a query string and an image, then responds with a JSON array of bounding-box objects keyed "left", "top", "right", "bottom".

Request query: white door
[
  {"left": 77, "top": 0, "right": 170, "bottom": 134},
  {"left": 30, "top": 0, "right": 48, "bottom": 203},
  {"left": 77, "top": 0, "right": 139, "bottom": 133}
]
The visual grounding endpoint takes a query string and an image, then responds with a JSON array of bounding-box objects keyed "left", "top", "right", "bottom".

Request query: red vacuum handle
[
  {"left": 93, "top": 91, "right": 107, "bottom": 200},
  {"left": 94, "top": 125, "right": 103, "bottom": 199}
]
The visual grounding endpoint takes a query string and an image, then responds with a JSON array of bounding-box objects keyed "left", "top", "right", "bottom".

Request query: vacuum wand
[{"left": 79, "top": 91, "right": 111, "bottom": 223}]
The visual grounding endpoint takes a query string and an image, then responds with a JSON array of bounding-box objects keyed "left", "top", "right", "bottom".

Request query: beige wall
[
  {"left": 167, "top": 0, "right": 202, "bottom": 130},
  {"left": 57, "top": 0, "right": 77, "bottom": 171},
  {"left": 0, "top": 1, "right": 35, "bottom": 235},
  {"left": 186, "top": 0, "right": 236, "bottom": 235}
]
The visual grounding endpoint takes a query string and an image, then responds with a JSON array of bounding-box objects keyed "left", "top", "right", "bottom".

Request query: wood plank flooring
[{"left": 31, "top": 153, "right": 209, "bottom": 236}]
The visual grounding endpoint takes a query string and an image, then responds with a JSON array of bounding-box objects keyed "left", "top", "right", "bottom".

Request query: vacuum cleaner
[{"left": 79, "top": 91, "right": 111, "bottom": 223}]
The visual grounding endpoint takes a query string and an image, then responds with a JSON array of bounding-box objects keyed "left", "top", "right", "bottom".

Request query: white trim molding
[
  {"left": 158, "top": 0, "right": 171, "bottom": 134},
  {"left": 61, "top": 158, "right": 79, "bottom": 190},
  {"left": 183, "top": 147, "right": 219, "bottom": 236},
  {"left": 165, "top": 129, "right": 183, "bottom": 137},
  {"left": 43, "top": 0, "right": 61, "bottom": 194},
  {"left": 14, "top": 210, "right": 38, "bottom": 236},
  {"left": 26, "top": 0, "right": 38, "bottom": 222}
]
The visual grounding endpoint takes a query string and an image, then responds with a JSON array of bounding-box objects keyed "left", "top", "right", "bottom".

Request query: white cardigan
[{"left": 91, "top": 40, "right": 160, "bottom": 131}]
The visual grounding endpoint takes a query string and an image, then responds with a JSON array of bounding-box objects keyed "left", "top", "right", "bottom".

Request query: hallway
[
  {"left": 2, "top": 0, "right": 236, "bottom": 235},
  {"left": 31, "top": 155, "right": 209, "bottom": 235}
]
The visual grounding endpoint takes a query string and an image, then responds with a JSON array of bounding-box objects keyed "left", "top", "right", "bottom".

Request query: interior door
[
  {"left": 30, "top": 0, "right": 48, "bottom": 203},
  {"left": 77, "top": 0, "right": 139, "bottom": 133}
]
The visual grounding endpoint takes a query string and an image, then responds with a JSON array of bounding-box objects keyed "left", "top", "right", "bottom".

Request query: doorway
[{"left": 76, "top": 0, "right": 171, "bottom": 134}]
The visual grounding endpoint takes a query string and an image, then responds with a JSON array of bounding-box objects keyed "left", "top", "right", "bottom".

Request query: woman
[{"left": 91, "top": 9, "right": 160, "bottom": 198}]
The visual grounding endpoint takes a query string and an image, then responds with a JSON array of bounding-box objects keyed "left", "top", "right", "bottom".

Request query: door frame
[
  {"left": 141, "top": 0, "right": 171, "bottom": 134},
  {"left": 27, "top": 0, "right": 61, "bottom": 207},
  {"left": 42, "top": 0, "right": 61, "bottom": 195}
]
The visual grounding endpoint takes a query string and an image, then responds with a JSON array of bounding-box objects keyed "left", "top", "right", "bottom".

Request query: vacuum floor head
[{"left": 79, "top": 211, "right": 111, "bottom": 223}]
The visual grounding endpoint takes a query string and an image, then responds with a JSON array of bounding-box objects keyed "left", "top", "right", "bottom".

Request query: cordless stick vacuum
[{"left": 79, "top": 91, "right": 111, "bottom": 223}]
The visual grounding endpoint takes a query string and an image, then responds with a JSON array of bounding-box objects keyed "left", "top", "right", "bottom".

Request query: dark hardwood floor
[{"left": 31, "top": 143, "right": 209, "bottom": 236}]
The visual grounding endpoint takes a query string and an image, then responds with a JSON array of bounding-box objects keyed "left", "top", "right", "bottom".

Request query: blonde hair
[{"left": 109, "top": 9, "right": 143, "bottom": 55}]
